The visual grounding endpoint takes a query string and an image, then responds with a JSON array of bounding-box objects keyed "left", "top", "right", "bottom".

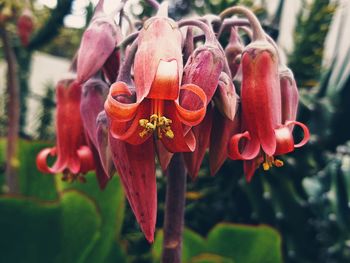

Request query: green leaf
[
  {"left": 207, "top": 223, "right": 282, "bottom": 263},
  {"left": 56, "top": 173, "right": 125, "bottom": 263},
  {"left": 18, "top": 140, "right": 57, "bottom": 200},
  {"left": 0, "top": 190, "right": 101, "bottom": 263},
  {"left": 153, "top": 224, "right": 282, "bottom": 263},
  {"left": 189, "top": 253, "right": 234, "bottom": 263},
  {"left": 152, "top": 228, "right": 206, "bottom": 263}
]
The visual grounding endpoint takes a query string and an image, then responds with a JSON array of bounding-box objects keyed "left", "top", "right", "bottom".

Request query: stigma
[
  {"left": 262, "top": 155, "right": 284, "bottom": 171},
  {"left": 138, "top": 99, "right": 174, "bottom": 139}
]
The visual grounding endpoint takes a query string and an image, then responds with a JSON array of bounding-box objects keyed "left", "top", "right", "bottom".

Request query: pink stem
[{"left": 0, "top": 26, "right": 20, "bottom": 194}]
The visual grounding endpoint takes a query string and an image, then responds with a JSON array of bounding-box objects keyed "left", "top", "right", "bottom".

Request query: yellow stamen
[
  {"left": 274, "top": 159, "right": 284, "bottom": 167},
  {"left": 262, "top": 154, "right": 284, "bottom": 171},
  {"left": 262, "top": 162, "right": 270, "bottom": 171},
  {"left": 139, "top": 100, "right": 174, "bottom": 139}
]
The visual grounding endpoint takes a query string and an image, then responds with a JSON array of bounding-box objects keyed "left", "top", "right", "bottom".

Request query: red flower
[
  {"left": 104, "top": 15, "right": 208, "bottom": 242},
  {"left": 36, "top": 79, "right": 95, "bottom": 182},
  {"left": 228, "top": 49, "right": 309, "bottom": 181},
  {"left": 105, "top": 16, "right": 207, "bottom": 151},
  {"left": 17, "top": 8, "right": 34, "bottom": 47}
]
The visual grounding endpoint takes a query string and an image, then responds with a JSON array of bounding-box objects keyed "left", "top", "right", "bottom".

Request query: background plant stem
[
  {"left": 0, "top": 26, "right": 20, "bottom": 194},
  {"left": 162, "top": 153, "right": 187, "bottom": 263}
]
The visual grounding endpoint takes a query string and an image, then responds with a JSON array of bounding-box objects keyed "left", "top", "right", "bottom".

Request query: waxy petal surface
[
  {"left": 184, "top": 106, "right": 214, "bottom": 179},
  {"left": 225, "top": 27, "right": 243, "bottom": 78},
  {"left": 77, "top": 17, "right": 120, "bottom": 84},
  {"left": 109, "top": 135, "right": 156, "bottom": 243},
  {"left": 209, "top": 108, "right": 240, "bottom": 175},
  {"left": 241, "top": 50, "right": 281, "bottom": 156},
  {"left": 181, "top": 46, "right": 224, "bottom": 109},
  {"left": 134, "top": 17, "right": 183, "bottom": 100},
  {"left": 37, "top": 79, "right": 94, "bottom": 175}
]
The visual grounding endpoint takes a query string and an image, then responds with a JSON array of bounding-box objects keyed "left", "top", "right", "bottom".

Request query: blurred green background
[{"left": 1, "top": 0, "right": 350, "bottom": 262}]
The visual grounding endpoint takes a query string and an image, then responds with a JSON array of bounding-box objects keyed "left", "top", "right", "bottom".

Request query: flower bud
[
  {"left": 17, "top": 9, "right": 34, "bottom": 47},
  {"left": 77, "top": 16, "right": 121, "bottom": 84}
]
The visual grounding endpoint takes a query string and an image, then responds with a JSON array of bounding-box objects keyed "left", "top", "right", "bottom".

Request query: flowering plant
[{"left": 36, "top": 0, "right": 309, "bottom": 258}]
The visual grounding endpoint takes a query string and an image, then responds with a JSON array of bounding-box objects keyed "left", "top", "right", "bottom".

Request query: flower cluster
[{"left": 36, "top": 0, "right": 309, "bottom": 242}]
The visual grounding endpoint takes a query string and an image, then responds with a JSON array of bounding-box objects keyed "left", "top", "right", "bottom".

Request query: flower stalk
[
  {"left": 162, "top": 153, "right": 187, "bottom": 263},
  {"left": 0, "top": 26, "right": 20, "bottom": 194}
]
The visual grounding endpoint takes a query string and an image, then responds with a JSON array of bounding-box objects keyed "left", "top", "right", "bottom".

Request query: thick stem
[
  {"left": 117, "top": 39, "right": 138, "bottom": 85},
  {"left": 0, "top": 27, "right": 20, "bottom": 194},
  {"left": 219, "top": 6, "right": 266, "bottom": 41},
  {"left": 178, "top": 19, "right": 216, "bottom": 45},
  {"left": 162, "top": 153, "right": 187, "bottom": 263},
  {"left": 217, "top": 18, "right": 250, "bottom": 39}
]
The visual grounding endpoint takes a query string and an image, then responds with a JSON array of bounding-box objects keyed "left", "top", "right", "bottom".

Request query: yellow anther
[
  {"left": 262, "top": 162, "right": 270, "bottom": 171},
  {"left": 146, "top": 122, "right": 156, "bottom": 130},
  {"left": 138, "top": 114, "right": 174, "bottom": 139},
  {"left": 165, "top": 129, "right": 174, "bottom": 139},
  {"left": 274, "top": 159, "right": 284, "bottom": 167},
  {"left": 150, "top": 114, "right": 158, "bottom": 123},
  {"left": 262, "top": 155, "right": 284, "bottom": 171},
  {"left": 139, "top": 119, "right": 149, "bottom": 127},
  {"left": 139, "top": 129, "right": 150, "bottom": 138}
]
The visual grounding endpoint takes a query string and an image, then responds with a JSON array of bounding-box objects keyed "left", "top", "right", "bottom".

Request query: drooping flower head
[
  {"left": 220, "top": 6, "right": 309, "bottom": 181},
  {"left": 36, "top": 78, "right": 95, "bottom": 182}
]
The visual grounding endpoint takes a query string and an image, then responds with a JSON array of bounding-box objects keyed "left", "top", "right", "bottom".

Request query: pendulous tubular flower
[
  {"left": 105, "top": 16, "right": 207, "bottom": 151},
  {"left": 221, "top": 6, "right": 310, "bottom": 181},
  {"left": 36, "top": 78, "right": 95, "bottom": 182}
]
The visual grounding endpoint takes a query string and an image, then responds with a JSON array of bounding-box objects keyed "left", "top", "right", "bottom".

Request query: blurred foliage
[
  {"left": 289, "top": 0, "right": 337, "bottom": 88},
  {"left": 0, "top": 139, "right": 127, "bottom": 263},
  {"left": 153, "top": 224, "right": 282, "bottom": 263}
]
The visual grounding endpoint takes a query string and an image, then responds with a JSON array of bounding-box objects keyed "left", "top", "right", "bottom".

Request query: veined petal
[
  {"left": 225, "top": 27, "right": 244, "bottom": 78},
  {"left": 274, "top": 121, "right": 310, "bottom": 155},
  {"left": 244, "top": 155, "right": 263, "bottom": 182},
  {"left": 77, "top": 16, "right": 120, "bottom": 84},
  {"left": 274, "top": 126, "right": 294, "bottom": 155},
  {"left": 96, "top": 111, "right": 116, "bottom": 179},
  {"left": 280, "top": 69, "right": 299, "bottom": 128},
  {"left": 209, "top": 108, "right": 240, "bottom": 176},
  {"left": 156, "top": 141, "right": 173, "bottom": 171},
  {"left": 134, "top": 17, "right": 183, "bottom": 100},
  {"left": 36, "top": 147, "right": 63, "bottom": 174},
  {"left": 161, "top": 101, "right": 196, "bottom": 153},
  {"left": 81, "top": 78, "right": 109, "bottom": 147},
  {"left": 181, "top": 45, "right": 224, "bottom": 107},
  {"left": 109, "top": 99, "right": 152, "bottom": 145},
  {"left": 228, "top": 130, "right": 260, "bottom": 160},
  {"left": 147, "top": 60, "right": 179, "bottom": 100},
  {"left": 76, "top": 146, "right": 95, "bottom": 174},
  {"left": 105, "top": 81, "right": 140, "bottom": 122},
  {"left": 109, "top": 135, "right": 157, "bottom": 243},
  {"left": 103, "top": 48, "right": 121, "bottom": 84},
  {"left": 175, "top": 84, "right": 207, "bottom": 127},
  {"left": 184, "top": 106, "right": 214, "bottom": 179},
  {"left": 213, "top": 72, "right": 238, "bottom": 121},
  {"left": 241, "top": 50, "right": 280, "bottom": 156},
  {"left": 37, "top": 79, "right": 89, "bottom": 175}
]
